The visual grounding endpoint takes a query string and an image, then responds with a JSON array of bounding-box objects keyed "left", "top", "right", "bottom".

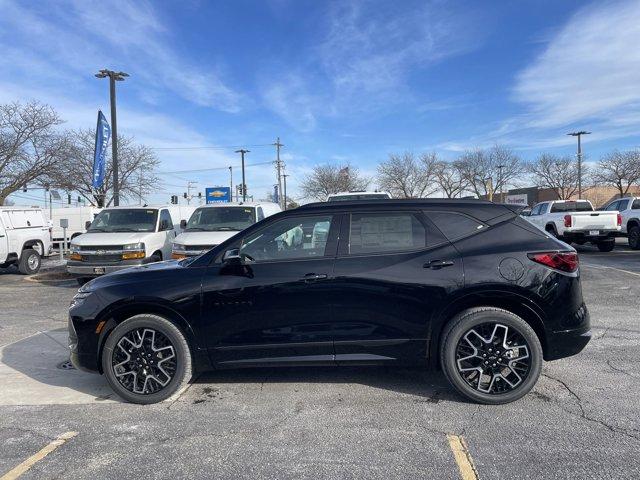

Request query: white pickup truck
[
  {"left": 601, "top": 197, "right": 640, "bottom": 249},
  {"left": 525, "top": 199, "right": 621, "bottom": 251},
  {"left": 0, "top": 207, "right": 52, "bottom": 274}
]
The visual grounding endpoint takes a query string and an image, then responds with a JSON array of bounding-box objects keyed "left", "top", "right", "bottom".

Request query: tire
[
  {"left": 545, "top": 225, "right": 558, "bottom": 238},
  {"left": 18, "top": 248, "right": 41, "bottom": 274},
  {"left": 596, "top": 241, "right": 615, "bottom": 252},
  {"left": 102, "top": 314, "right": 192, "bottom": 404},
  {"left": 628, "top": 226, "right": 640, "bottom": 250},
  {"left": 440, "top": 307, "right": 543, "bottom": 405},
  {"left": 150, "top": 253, "right": 162, "bottom": 263}
]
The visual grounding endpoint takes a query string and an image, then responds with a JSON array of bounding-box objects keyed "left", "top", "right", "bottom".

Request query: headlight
[
  {"left": 172, "top": 243, "right": 186, "bottom": 252},
  {"left": 69, "top": 243, "right": 82, "bottom": 260},
  {"left": 70, "top": 291, "right": 91, "bottom": 308},
  {"left": 70, "top": 244, "right": 80, "bottom": 253},
  {"left": 122, "top": 242, "right": 145, "bottom": 260}
]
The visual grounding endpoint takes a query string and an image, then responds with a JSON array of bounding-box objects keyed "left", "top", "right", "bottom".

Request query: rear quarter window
[{"left": 426, "top": 211, "right": 485, "bottom": 241}]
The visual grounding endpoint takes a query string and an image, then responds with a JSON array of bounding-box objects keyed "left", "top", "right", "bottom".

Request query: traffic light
[
  {"left": 183, "top": 192, "right": 187, "bottom": 199},
  {"left": 198, "top": 192, "right": 202, "bottom": 199},
  {"left": 22, "top": 185, "right": 27, "bottom": 192},
  {"left": 67, "top": 193, "right": 71, "bottom": 205}
]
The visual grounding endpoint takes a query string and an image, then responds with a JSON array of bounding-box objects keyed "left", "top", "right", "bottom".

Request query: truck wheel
[
  {"left": 628, "top": 226, "right": 640, "bottom": 250},
  {"left": 596, "top": 240, "right": 615, "bottom": 252},
  {"left": 18, "top": 248, "right": 41, "bottom": 274}
]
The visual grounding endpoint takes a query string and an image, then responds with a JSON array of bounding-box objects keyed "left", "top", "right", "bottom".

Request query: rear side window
[
  {"left": 349, "top": 213, "right": 426, "bottom": 254},
  {"left": 427, "top": 212, "right": 484, "bottom": 241},
  {"left": 633, "top": 199, "right": 640, "bottom": 210},
  {"left": 604, "top": 201, "right": 619, "bottom": 211}
]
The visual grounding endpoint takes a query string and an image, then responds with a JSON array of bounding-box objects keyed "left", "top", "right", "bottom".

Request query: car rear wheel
[
  {"left": 596, "top": 240, "right": 615, "bottom": 252},
  {"left": 18, "top": 248, "right": 41, "bottom": 274},
  {"left": 628, "top": 226, "right": 640, "bottom": 250},
  {"left": 440, "top": 307, "right": 542, "bottom": 404},
  {"left": 102, "top": 314, "right": 192, "bottom": 404}
]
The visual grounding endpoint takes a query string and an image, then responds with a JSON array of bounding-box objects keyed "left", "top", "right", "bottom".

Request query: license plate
[
  {"left": 93, "top": 267, "right": 106, "bottom": 275},
  {"left": 589, "top": 230, "right": 600, "bottom": 236}
]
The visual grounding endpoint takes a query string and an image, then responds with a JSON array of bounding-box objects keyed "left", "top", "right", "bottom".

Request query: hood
[
  {"left": 82, "top": 260, "right": 183, "bottom": 290},
  {"left": 71, "top": 232, "right": 152, "bottom": 246},
  {"left": 173, "top": 231, "right": 237, "bottom": 246}
]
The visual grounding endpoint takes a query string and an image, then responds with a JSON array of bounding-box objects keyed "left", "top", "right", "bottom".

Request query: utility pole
[
  {"left": 497, "top": 164, "right": 505, "bottom": 203},
  {"left": 228, "top": 166, "right": 233, "bottom": 203},
  {"left": 567, "top": 131, "right": 591, "bottom": 198},
  {"left": 273, "top": 137, "right": 284, "bottom": 209},
  {"left": 95, "top": 69, "right": 129, "bottom": 206},
  {"left": 235, "top": 149, "right": 250, "bottom": 201},
  {"left": 282, "top": 174, "right": 289, "bottom": 210}
]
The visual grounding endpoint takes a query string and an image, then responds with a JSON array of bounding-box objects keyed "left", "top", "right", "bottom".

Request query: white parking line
[
  {"left": 0, "top": 431, "right": 78, "bottom": 480},
  {"left": 582, "top": 263, "right": 640, "bottom": 277},
  {"left": 447, "top": 434, "right": 479, "bottom": 480}
]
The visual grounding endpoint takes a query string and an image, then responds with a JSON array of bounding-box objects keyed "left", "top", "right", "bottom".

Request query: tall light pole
[
  {"left": 273, "top": 138, "right": 284, "bottom": 209},
  {"left": 235, "top": 149, "right": 249, "bottom": 201},
  {"left": 228, "top": 166, "right": 233, "bottom": 203},
  {"left": 95, "top": 69, "right": 129, "bottom": 206},
  {"left": 567, "top": 131, "right": 591, "bottom": 199}
]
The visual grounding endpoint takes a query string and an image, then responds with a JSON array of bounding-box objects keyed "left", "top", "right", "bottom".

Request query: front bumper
[{"left": 66, "top": 258, "right": 150, "bottom": 276}]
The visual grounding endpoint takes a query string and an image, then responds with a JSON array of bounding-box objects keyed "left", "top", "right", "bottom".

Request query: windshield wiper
[
  {"left": 185, "top": 227, "right": 206, "bottom": 231},
  {"left": 211, "top": 227, "right": 239, "bottom": 231}
]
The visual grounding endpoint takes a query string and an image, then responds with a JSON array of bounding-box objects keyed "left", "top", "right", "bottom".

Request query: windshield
[
  {"left": 328, "top": 194, "right": 390, "bottom": 201},
  {"left": 88, "top": 209, "right": 158, "bottom": 233},
  {"left": 186, "top": 207, "right": 256, "bottom": 231}
]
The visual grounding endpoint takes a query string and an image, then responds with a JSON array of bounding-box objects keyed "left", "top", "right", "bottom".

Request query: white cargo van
[
  {"left": 171, "top": 202, "right": 281, "bottom": 259},
  {"left": 67, "top": 205, "right": 195, "bottom": 284},
  {"left": 0, "top": 207, "right": 52, "bottom": 274},
  {"left": 47, "top": 206, "right": 102, "bottom": 246}
]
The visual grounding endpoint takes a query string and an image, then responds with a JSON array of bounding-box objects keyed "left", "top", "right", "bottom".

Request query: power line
[
  {"left": 156, "top": 161, "right": 273, "bottom": 175},
  {"left": 151, "top": 143, "right": 273, "bottom": 151}
]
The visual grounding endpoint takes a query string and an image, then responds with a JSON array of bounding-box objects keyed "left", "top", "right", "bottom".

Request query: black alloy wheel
[{"left": 440, "top": 307, "right": 542, "bottom": 404}]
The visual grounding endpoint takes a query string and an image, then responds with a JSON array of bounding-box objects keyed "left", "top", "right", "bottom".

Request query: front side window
[
  {"left": 88, "top": 209, "right": 158, "bottom": 233},
  {"left": 159, "top": 210, "right": 173, "bottom": 230},
  {"left": 187, "top": 207, "right": 256, "bottom": 232},
  {"left": 348, "top": 212, "right": 426, "bottom": 254},
  {"left": 240, "top": 215, "right": 333, "bottom": 262}
]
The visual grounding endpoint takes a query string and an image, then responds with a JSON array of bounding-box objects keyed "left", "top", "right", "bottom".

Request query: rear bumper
[
  {"left": 545, "top": 304, "right": 592, "bottom": 360},
  {"left": 563, "top": 231, "right": 617, "bottom": 242}
]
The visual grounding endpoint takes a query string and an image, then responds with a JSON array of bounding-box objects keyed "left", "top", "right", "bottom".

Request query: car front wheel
[
  {"left": 102, "top": 314, "right": 192, "bottom": 404},
  {"left": 440, "top": 307, "right": 542, "bottom": 404}
]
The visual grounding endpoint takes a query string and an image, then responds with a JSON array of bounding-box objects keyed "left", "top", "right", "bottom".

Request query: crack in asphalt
[
  {"left": 542, "top": 373, "right": 640, "bottom": 442},
  {"left": 606, "top": 360, "right": 639, "bottom": 379}
]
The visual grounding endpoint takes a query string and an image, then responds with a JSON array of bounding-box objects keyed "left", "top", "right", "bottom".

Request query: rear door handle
[
  {"left": 424, "top": 259, "right": 454, "bottom": 270},
  {"left": 302, "top": 273, "right": 328, "bottom": 283}
]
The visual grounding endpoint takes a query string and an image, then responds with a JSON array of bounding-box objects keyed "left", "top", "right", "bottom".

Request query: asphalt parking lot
[{"left": 0, "top": 241, "right": 639, "bottom": 479}]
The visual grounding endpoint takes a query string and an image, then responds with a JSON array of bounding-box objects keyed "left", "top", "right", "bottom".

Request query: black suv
[{"left": 69, "top": 199, "right": 591, "bottom": 404}]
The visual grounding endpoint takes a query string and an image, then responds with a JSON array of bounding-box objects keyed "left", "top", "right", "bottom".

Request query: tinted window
[
  {"left": 240, "top": 215, "right": 332, "bottom": 262},
  {"left": 159, "top": 209, "right": 173, "bottom": 230},
  {"left": 348, "top": 213, "right": 426, "bottom": 254},
  {"left": 427, "top": 212, "right": 484, "bottom": 241},
  {"left": 604, "top": 201, "right": 619, "bottom": 211},
  {"left": 550, "top": 201, "right": 592, "bottom": 213},
  {"left": 633, "top": 199, "right": 640, "bottom": 210},
  {"left": 257, "top": 207, "right": 264, "bottom": 221},
  {"left": 618, "top": 199, "right": 630, "bottom": 210}
]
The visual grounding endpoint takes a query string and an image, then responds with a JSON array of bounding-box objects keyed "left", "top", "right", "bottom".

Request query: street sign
[{"left": 205, "top": 187, "right": 231, "bottom": 203}]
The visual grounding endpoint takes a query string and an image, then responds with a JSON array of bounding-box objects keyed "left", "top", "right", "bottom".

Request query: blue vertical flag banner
[{"left": 92, "top": 110, "right": 111, "bottom": 188}]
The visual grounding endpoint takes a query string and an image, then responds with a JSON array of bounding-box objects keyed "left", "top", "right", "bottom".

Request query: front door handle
[
  {"left": 302, "top": 273, "right": 328, "bottom": 283},
  {"left": 424, "top": 259, "right": 454, "bottom": 270}
]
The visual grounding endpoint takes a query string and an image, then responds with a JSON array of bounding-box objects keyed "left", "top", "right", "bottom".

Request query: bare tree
[
  {"left": 527, "top": 153, "right": 580, "bottom": 200},
  {"left": 593, "top": 150, "right": 640, "bottom": 198},
  {"left": 454, "top": 145, "right": 521, "bottom": 200},
  {"left": 433, "top": 161, "right": 469, "bottom": 198},
  {"left": 376, "top": 152, "right": 438, "bottom": 198},
  {"left": 300, "top": 163, "right": 370, "bottom": 201},
  {"left": 47, "top": 129, "right": 160, "bottom": 207},
  {"left": 0, "top": 102, "right": 71, "bottom": 205}
]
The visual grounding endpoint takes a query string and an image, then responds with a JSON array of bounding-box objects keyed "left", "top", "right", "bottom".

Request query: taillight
[
  {"left": 564, "top": 215, "right": 572, "bottom": 227},
  {"left": 528, "top": 252, "right": 579, "bottom": 273},
  {"left": 617, "top": 213, "right": 622, "bottom": 226}
]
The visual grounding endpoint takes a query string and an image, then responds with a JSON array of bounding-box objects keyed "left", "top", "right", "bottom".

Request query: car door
[
  {"left": 331, "top": 210, "right": 463, "bottom": 365},
  {"left": 201, "top": 213, "right": 340, "bottom": 367}
]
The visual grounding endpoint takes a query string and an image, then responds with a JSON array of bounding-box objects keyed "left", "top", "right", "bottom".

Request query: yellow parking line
[
  {"left": 0, "top": 431, "right": 78, "bottom": 480},
  {"left": 447, "top": 434, "right": 479, "bottom": 480}
]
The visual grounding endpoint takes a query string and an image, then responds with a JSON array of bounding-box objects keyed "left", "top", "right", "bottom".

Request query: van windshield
[
  {"left": 186, "top": 207, "right": 256, "bottom": 232},
  {"left": 88, "top": 209, "right": 158, "bottom": 233}
]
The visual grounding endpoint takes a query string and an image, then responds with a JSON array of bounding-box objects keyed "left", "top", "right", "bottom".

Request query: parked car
[
  {"left": 69, "top": 199, "right": 591, "bottom": 405},
  {"left": 601, "top": 197, "right": 640, "bottom": 249},
  {"left": 47, "top": 206, "right": 102, "bottom": 247},
  {"left": 171, "top": 202, "right": 281, "bottom": 259},
  {"left": 525, "top": 199, "right": 621, "bottom": 251},
  {"left": 0, "top": 207, "right": 52, "bottom": 274},
  {"left": 326, "top": 191, "right": 392, "bottom": 201},
  {"left": 67, "top": 205, "right": 195, "bottom": 285}
]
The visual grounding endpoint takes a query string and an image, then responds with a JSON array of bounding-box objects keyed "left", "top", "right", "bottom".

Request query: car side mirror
[
  {"left": 222, "top": 248, "right": 243, "bottom": 265},
  {"left": 180, "top": 219, "right": 187, "bottom": 229},
  {"left": 85, "top": 220, "right": 91, "bottom": 230},
  {"left": 160, "top": 219, "right": 169, "bottom": 231}
]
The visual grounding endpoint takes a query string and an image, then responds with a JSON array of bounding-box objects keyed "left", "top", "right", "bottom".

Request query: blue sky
[{"left": 2, "top": 0, "right": 640, "bottom": 205}]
